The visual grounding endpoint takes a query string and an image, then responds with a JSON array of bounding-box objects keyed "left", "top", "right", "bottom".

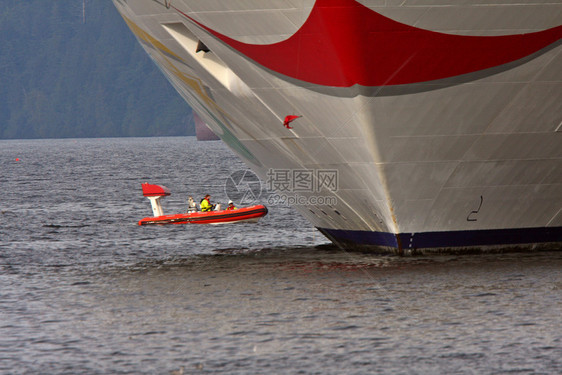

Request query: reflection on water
[
  {"left": 46, "top": 249, "right": 557, "bottom": 374},
  {"left": 3, "top": 246, "right": 562, "bottom": 374}
]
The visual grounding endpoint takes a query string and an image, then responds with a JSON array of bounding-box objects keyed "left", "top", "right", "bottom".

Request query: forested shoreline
[{"left": 0, "top": 1, "right": 193, "bottom": 139}]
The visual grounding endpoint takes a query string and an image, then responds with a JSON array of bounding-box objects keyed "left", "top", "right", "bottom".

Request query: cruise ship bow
[{"left": 113, "top": 0, "right": 562, "bottom": 253}]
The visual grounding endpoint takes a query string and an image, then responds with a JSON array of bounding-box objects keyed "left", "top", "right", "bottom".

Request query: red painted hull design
[
  {"left": 138, "top": 205, "right": 268, "bottom": 225},
  {"left": 174, "top": 0, "right": 561, "bottom": 87}
]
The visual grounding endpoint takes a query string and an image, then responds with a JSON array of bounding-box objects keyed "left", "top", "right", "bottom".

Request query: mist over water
[{"left": 1, "top": 137, "right": 560, "bottom": 374}]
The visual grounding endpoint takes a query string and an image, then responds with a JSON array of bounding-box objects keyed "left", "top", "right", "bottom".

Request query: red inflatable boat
[{"left": 138, "top": 183, "right": 268, "bottom": 226}]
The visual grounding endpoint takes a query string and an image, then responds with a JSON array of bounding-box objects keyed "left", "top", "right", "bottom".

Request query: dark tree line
[{"left": 0, "top": 0, "right": 194, "bottom": 139}]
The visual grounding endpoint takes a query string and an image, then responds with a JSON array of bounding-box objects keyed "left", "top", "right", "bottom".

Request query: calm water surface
[{"left": 1, "top": 137, "right": 560, "bottom": 374}]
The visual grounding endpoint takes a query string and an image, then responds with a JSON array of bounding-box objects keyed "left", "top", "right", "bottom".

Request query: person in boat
[
  {"left": 200, "top": 194, "right": 215, "bottom": 212},
  {"left": 226, "top": 200, "right": 237, "bottom": 210},
  {"left": 187, "top": 196, "right": 197, "bottom": 213}
]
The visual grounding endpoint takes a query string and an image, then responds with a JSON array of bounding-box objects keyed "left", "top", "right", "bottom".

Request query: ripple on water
[{"left": 1, "top": 138, "right": 561, "bottom": 374}]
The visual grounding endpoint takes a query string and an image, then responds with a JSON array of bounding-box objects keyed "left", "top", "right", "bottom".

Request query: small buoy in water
[{"left": 15, "top": 158, "right": 20, "bottom": 161}]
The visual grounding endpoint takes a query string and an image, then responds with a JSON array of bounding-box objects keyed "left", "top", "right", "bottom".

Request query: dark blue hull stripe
[{"left": 317, "top": 226, "right": 562, "bottom": 249}]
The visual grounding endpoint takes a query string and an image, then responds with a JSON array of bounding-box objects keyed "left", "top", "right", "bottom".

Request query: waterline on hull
[{"left": 319, "top": 226, "right": 562, "bottom": 255}]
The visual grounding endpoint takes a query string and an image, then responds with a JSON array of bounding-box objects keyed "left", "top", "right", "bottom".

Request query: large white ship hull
[{"left": 112, "top": 0, "right": 562, "bottom": 253}]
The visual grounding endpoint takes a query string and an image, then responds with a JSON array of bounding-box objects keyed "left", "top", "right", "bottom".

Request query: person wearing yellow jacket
[{"left": 200, "top": 194, "right": 215, "bottom": 212}]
